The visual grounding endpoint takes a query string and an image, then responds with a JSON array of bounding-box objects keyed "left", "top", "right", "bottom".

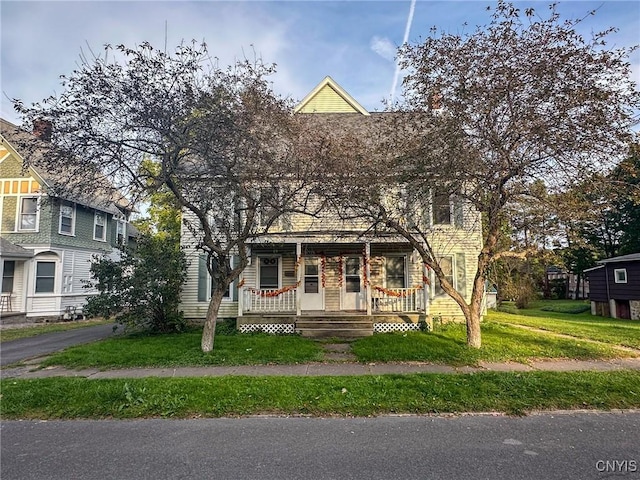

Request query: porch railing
[
  {"left": 243, "top": 288, "right": 297, "bottom": 313},
  {"left": 371, "top": 287, "right": 424, "bottom": 313}
]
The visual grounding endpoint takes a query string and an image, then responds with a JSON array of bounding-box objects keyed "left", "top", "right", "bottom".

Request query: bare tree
[
  {"left": 13, "top": 42, "right": 311, "bottom": 352},
  {"left": 320, "top": 1, "right": 639, "bottom": 347}
]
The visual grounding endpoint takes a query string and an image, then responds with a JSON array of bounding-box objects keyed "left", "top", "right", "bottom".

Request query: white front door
[
  {"left": 300, "top": 257, "right": 324, "bottom": 311},
  {"left": 342, "top": 256, "right": 365, "bottom": 311}
]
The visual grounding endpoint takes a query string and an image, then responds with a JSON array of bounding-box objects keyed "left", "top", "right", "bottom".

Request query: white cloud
[{"left": 370, "top": 36, "right": 396, "bottom": 62}]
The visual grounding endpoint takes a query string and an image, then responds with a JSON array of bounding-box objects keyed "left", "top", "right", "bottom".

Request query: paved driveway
[{"left": 0, "top": 323, "right": 116, "bottom": 367}]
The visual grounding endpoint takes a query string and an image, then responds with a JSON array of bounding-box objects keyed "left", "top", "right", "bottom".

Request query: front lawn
[
  {"left": 351, "top": 322, "right": 628, "bottom": 365},
  {"left": 2, "top": 370, "right": 638, "bottom": 419},
  {"left": 490, "top": 301, "right": 640, "bottom": 349},
  {"left": 36, "top": 320, "right": 633, "bottom": 370},
  {"left": 40, "top": 330, "right": 324, "bottom": 369}
]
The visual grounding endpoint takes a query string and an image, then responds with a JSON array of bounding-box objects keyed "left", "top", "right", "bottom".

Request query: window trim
[
  {"left": 93, "top": 211, "right": 107, "bottom": 241},
  {"left": 35, "top": 260, "right": 56, "bottom": 294},
  {"left": 116, "top": 219, "right": 126, "bottom": 244},
  {"left": 2, "top": 260, "right": 15, "bottom": 293},
  {"left": 258, "top": 255, "right": 281, "bottom": 290},
  {"left": 257, "top": 187, "right": 281, "bottom": 229},
  {"left": 434, "top": 255, "right": 455, "bottom": 297},
  {"left": 384, "top": 255, "right": 407, "bottom": 289},
  {"left": 432, "top": 189, "right": 453, "bottom": 226},
  {"left": 18, "top": 196, "right": 39, "bottom": 232},
  {"left": 209, "top": 273, "right": 233, "bottom": 300},
  {"left": 614, "top": 268, "right": 628, "bottom": 284},
  {"left": 58, "top": 201, "right": 76, "bottom": 236}
]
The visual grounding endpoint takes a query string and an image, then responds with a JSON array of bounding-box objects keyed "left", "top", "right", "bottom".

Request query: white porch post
[
  {"left": 237, "top": 272, "right": 244, "bottom": 317},
  {"left": 365, "top": 242, "right": 372, "bottom": 315},
  {"left": 423, "top": 256, "right": 430, "bottom": 315},
  {"left": 296, "top": 242, "right": 302, "bottom": 316}
]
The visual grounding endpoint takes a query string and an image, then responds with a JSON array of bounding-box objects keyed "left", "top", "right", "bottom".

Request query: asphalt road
[
  {"left": 0, "top": 323, "right": 116, "bottom": 366},
  {"left": 2, "top": 412, "right": 638, "bottom": 480}
]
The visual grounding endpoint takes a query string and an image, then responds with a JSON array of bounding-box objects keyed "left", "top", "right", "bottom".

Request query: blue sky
[{"left": 1, "top": 1, "right": 638, "bottom": 125}]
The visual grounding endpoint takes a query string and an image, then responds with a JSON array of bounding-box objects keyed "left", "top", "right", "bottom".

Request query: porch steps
[{"left": 295, "top": 318, "right": 373, "bottom": 338}]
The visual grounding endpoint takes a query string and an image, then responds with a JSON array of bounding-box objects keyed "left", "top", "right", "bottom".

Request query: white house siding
[
  {"left": 180, "top": 233, "right": 239, "bottom": 320},
  {"left": 21, "top": 247, "right": 106, "bottom": 318},
  {"left": 7, "top": 260, "right": 26, "bottom": 313},
  {"left": 26, "top": 251, "right": 60, "bottom": 317},
  {"left": 60, "top": 249, "right": 97, "bottom": 314}
]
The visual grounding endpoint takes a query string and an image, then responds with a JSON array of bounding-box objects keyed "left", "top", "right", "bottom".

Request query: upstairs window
[
  {"left": 93, "top": 212, "right": 106, "bottom": 241},
  {"left": 19, "top": 197, "right": 38, "bottom": 231},
  {"left": 257, "top": 187, "right": 280, "bottom": 229},
  {"left": 614, "top": 269, "right": 627, "bottom": 284},
  {"left": 433, "top": 190, "right": 452, "bottom": 225},
  {"left": 116, "top": 220, "right": 126, "bottom": 244},
  {"left": 59, "top": 202, "right": 75, "bottom": 235}
]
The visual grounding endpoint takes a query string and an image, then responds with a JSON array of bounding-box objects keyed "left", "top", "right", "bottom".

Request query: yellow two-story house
[{"left": 180, "top": 77, "right": 483, "bottom": 336}]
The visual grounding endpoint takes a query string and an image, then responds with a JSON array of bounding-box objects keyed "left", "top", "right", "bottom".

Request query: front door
[
  {"left": 343, "top": 256, "right": 365, "bottom": 311},
  {"left": 300, "top": 257, "right": 324, "bottom": 310}
]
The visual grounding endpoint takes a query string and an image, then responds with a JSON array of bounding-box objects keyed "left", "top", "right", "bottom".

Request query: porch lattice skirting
[
  {"left": 237, "top": 323, "right": 419, "bottom": 335},
  {"left": 238, "top": 323, "right": 296, "bottom": 334},
  {"left": 373, "top": 322, "right": 421, "bottom": 333}
]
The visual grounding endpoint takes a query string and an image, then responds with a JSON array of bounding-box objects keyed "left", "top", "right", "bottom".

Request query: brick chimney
[{"left": 33, "top": 119, "right": 53, "bottom": 142}]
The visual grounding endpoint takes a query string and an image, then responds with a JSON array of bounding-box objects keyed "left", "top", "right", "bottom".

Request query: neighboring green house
[
  {"left": 179, "top": 77, "right": 484, "bottom": 336},
  {"left": 0, "top": 118, "right": 135, "bottom": 321}
]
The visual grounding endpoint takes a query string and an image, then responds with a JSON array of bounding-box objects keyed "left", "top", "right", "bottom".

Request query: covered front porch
[{"left": 236, "top": 240, "right": 430, "bottom": 334}]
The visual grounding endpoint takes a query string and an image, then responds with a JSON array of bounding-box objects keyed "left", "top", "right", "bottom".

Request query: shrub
[{"left": 84, "top": 234, "right": 187, "bottom": 333}]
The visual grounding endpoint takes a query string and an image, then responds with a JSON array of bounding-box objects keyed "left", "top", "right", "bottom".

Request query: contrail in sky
[{"left": 390, "top": 0, "right": 416, "bottom": 103}]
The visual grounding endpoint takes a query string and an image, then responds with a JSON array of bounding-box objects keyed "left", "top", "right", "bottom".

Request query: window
[
  {"left": 345, "top": 257, "right": 361, "bottom": 293},
  {"left": 434, "top": 256, "right": 454, "bottom": 296},
  {"left": 614, "top": 269, "right": 627, "bottom": 284},
  {"left": 433, "top": 190, "right": 452, "bottom": 225},
  {"left": 385, "top": 256, "right": 406, "bottom": 289},
  {"left": 59, "top": 202, "right": 75, "bottom": 235},
  {"left": 257, "top": 187, "right": 280, "bottom": 228},
  {"left": 35, "top": 261, "right": 55, "bottom": 293},
  {"left": 19, "top": 197, "right": 38, "bottom": 231},
  {"left": 116, "top": 220, "right": 126, "bottom": 244},
  {"left": 210, "top": 273, "right": 231, "bottom": 299},
  {"left": 259, "top": 257, "right": 279, "bottom": 289},
  {"left": 304, "top": 257, "right": 320, "bottom": 294},
  {"left": 94, "top": 212, "right": 106, "bottom": 241},
  {"left": 2, "top": 261, "right": 15, "bottom": 293}
]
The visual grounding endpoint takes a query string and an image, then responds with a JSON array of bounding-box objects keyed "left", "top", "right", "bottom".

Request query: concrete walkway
[{"left": 2, "top": 357, "right": 640, "bottom": 380}]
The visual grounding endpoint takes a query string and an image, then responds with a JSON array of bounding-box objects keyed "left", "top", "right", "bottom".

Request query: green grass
[
  {"left": 490, "top": 301, "right": 640, "bottom": 349},
  {"left": 40, "top": 330, "right": 324, "bottom": 369},
  {"left": 0, "top": 320, "right": 112, "bottom": 343},
  {"left": 352, "top": 322, "right": 628, "bottom": 365},
  {"left": 2, "top": 370, "right": 638, "bottom": 419}
]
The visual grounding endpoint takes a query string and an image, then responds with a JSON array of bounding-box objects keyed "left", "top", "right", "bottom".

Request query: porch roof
[{"left": 0, "top": 238, "right": 34, "bottom": 259}]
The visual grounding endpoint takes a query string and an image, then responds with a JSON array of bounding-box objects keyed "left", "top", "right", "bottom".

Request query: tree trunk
[
  {"left": 465, "top": 306, "right": 482, "bottom": 348},
  {"left": 201, "top": 289, "right": 225, "bottom": 353},
  {"left": 463, "top": 265, "right": 489, "bottom": 349}
]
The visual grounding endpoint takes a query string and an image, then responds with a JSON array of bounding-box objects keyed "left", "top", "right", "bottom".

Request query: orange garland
[
  {"left": 362, "top": 246, "right": 370, "bottom": 286},
  {"left": 320, "top": 254, "right": 327, "bottom": 288},
  {"left": 373, "top": 285, "right": 424, "bottom": 297},
  {"left": 248, "top": 282, "right": 300, "bottom": 298}
]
